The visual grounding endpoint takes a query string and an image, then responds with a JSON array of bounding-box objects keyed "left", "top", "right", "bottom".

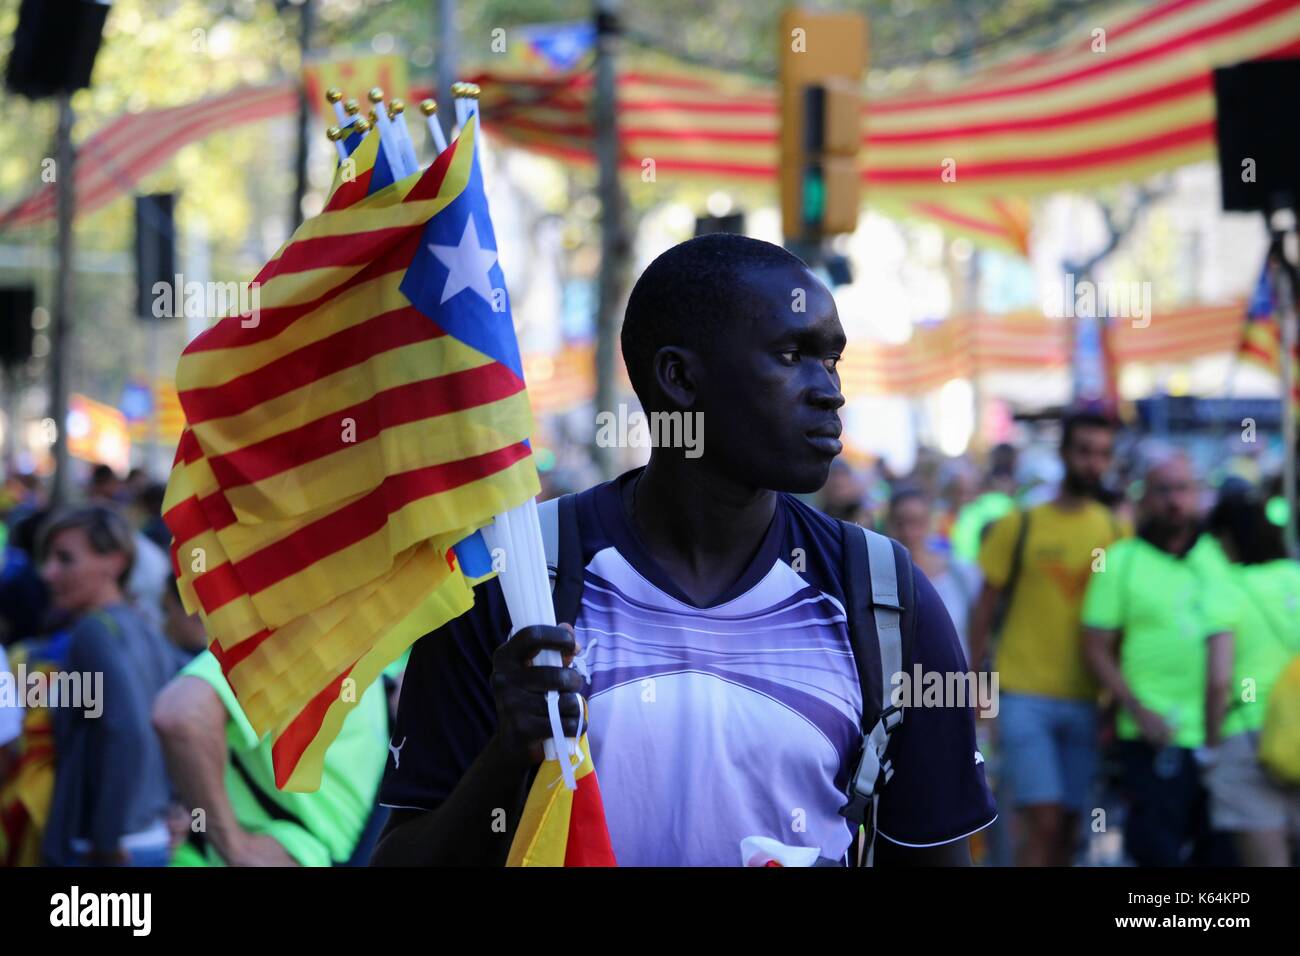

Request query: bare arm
[
  {"left": 967, "top": 582, "right": 1001, "bottom": 674},
  {"left": 1083, "top": 626, "right": 1170, "bottom": 746},
  {"left": 369, "top": 624, "right": 584, "bottom": 867},
  {"left": 1204, "top": 631, "right": 1234, "bottom": 749},
  {"left": 152, "top": 675, "right": 296, "bottom": 866},
  {"left": 370, "top": 735, "right": 534, "bottom": 866}
]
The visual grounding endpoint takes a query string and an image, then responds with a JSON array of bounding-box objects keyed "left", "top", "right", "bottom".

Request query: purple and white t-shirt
[{"left": 381, "top": 470, "right": 996, "bottom": 865}]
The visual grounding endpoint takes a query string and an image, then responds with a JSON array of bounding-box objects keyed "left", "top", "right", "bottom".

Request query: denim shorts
[{"left": 997, "top": 692, "right": 1099, "bottom": 812}]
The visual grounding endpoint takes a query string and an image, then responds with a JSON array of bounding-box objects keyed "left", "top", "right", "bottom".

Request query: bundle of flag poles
[{"left": 161, "top": 83, "right": 614, "bottom": 865}]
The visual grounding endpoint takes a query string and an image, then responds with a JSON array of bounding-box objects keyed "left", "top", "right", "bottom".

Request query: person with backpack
[
  {"left": 968, "top": 411, "right": 1125, "bottom": 867},
  {"left": 370, "top": 234, "right": 996, "bottom": 867},
  {"left": 1081, "top": 453, "right": 1236, "bottom": 867},
  {"left": 1200, "top": 491, "right": 1300, "bottom": 866}
]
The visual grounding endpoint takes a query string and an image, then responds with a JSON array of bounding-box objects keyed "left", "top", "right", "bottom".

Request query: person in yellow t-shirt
[{"left": 970, "top": 411, "right": 1124, "bottom": 867}]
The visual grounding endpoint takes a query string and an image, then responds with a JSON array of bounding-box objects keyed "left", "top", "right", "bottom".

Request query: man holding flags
[{"left": 373, "top": 234, "right": 997, "bottom": 867}]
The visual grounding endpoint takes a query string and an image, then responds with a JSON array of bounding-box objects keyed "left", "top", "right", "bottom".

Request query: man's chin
[
  {"left": 773, "top": 457, "right": 838, "bottom": 496},
  {"left": 1065, "top": 477, "right": 1103, "bottom": 499}
]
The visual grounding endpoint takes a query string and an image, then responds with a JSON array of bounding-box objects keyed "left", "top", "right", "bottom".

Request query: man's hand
[
  {"left": 491, "top": 623, "right": 585, "bottom": 765},
  {"left": 222, "top": 830, "right": 298, "bottom": 867},
  {"left": 1132, "top": 705, "right": 1173, "bottom": 748}
]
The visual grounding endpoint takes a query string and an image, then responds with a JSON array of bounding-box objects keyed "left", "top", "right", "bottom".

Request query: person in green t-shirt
[
  {"left": 1201, "top": 493, "right": 1300, "bottom": 866},
  {"left": 151, "top": 586, "right": 393, "bottom": 866},
  {"left": 1081, "top": 453, "right": 1236, "bottom": 867}
]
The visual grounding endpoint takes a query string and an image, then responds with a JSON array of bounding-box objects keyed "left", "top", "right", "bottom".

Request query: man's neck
[
  {"left": 1143, "top": 522, "right": 1198, "bottom": 558},
  {"left": 1053, "top": 487, "right": 1093, "bottom": 512},
  {"left": 624, "top": 454, "right": 777, "bottom": 606}
]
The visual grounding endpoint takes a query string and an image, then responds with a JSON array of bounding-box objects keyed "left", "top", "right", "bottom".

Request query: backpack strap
[
  {"left": 538, "top": 494, "right": 584, "bottom": 626},
  {"left": 839, "top": 522, "right": 914, "bottom": 866},
  {"left": 988, "top": 507, "right": 1031, "bottom": 659}
]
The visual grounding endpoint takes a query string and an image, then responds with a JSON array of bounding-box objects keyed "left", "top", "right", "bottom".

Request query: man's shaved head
[
  {"left": 1141, "top": 449, "right": 1199, "bottom": 540},
  {"left": 616, "top": 233, "right": 845, "bottom": 494},
  {"left": 620, "top": 234, "right": 812, "bottom": 411}
]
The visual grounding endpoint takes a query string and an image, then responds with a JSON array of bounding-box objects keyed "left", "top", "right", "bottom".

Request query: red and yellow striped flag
[
  {"left": 163, "top": 116, "right": 539, "bottom": 791},
  {"left": 507, "top": 735, "right": 617, "bottom": 867}
]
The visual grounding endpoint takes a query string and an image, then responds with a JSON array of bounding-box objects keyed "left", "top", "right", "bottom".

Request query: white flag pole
[
  {"left": 385, "top": 99, "right": 422, "bottom": 175},
  {"left": 367, "top": 87, "right": 408, "bottom": 180},
  {"left": 481, "top": 502, "right": 577, "bottom": 789},
  {"left": 420, "top": 99, "right": 449, "bottom": 155},
  {"left": 451, "top": 82, "right": 576, "bottom": 788}
]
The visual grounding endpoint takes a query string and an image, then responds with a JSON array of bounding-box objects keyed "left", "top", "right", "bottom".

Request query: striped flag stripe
[
  {"left": 179, "top": 304, "right": 444, "bottom": 424},
  {"left": 203, "top": 363, "right": 527, "bottom": 492},
  {"left": 176, "top": 269, "right": 414, "bottom": 389},
  {"left": 182, "top": 240, "right": 418, "bottom": 354},
  {"left": 182, "top": 336, "right": 504, "bottom": 465},
  {"left": 193, "top": 441, "right": 531, "bottom": 611},
  {"left": 873, "top": 0, "right": 1294, "bottom": 113}
]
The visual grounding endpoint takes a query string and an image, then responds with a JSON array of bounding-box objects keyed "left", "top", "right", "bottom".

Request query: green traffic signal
[{"left": 802, "top": 166, "right": 825, "bottom": 226}]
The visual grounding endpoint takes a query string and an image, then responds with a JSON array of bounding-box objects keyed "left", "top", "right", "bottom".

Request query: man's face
[
  {"left": 887, "top": 496, "right": 931, "bottom": 553},
  {"left": 695, "top": 264, "right": 846, "bottom": 494},
  {"left": 1061, "top": 425, "right": 1114, "bottom": 497},
  {"left": 1142, "top": 457, "right": 1199, "bottom": 533}
]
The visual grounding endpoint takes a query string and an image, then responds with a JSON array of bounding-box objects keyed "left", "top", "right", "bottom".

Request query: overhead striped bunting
[{"left": 8, "top": 0, "right": 1297, "bottom": 255}]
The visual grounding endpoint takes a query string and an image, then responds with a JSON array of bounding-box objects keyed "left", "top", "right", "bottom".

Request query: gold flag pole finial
[
  {"left": 419, "top": 98, "right": 438, "bottom": 116},
  {"left": 344, "top": 98, "right": 360, "bottom": 117},
  {"left": 326, "top": 125, "right": 348, "bottom": 162},
  {"left": 368, "top": 87, "right": 385, "bottom": 104},
  {"left": 325, "top": 88, "right": 348, "bottom": 125},
  {"left": 353, "top": 116, "right": 372, "bottom": 134},
  {"left": 387, "top": 97, "right": 406, "bottom": 121}
]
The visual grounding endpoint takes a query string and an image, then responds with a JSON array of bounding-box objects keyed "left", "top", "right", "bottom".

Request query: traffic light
[{"left": 779, "top": 10, "right": 867, "bottom": 243}]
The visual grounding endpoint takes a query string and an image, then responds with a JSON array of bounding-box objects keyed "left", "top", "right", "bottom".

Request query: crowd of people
[
  {"left": 819, "top": 412, "right": 1300, "bottom": 868},
  {"left": 1, "top": 406, "right": 1297, "bottom": 867},
  {"left": 0, "top": 466, "right": 394, "bottom": 867}
]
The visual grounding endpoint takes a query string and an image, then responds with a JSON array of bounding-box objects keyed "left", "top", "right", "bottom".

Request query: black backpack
[{"left": 538, "top": 493, "right": 918, "bottom": 866}]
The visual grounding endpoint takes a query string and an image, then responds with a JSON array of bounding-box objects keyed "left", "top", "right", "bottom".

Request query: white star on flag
[{"left": 428, "top": 216, "right": 499, "bottom": 306}]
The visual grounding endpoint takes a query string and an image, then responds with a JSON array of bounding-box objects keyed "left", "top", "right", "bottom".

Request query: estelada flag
[
  {"left": 302, "top": 53, "right": 408, "bottom": 119},
  {"left": 163, "top": 115, "right": 538, "bottom": 790},
  {"left": 1239, "top": 260, "right": 1300, "bottom": 413}
]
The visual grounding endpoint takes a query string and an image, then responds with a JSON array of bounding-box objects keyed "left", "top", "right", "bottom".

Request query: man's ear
[{"left": 652, "top": 345, "right": 701, "bottom": 410}]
